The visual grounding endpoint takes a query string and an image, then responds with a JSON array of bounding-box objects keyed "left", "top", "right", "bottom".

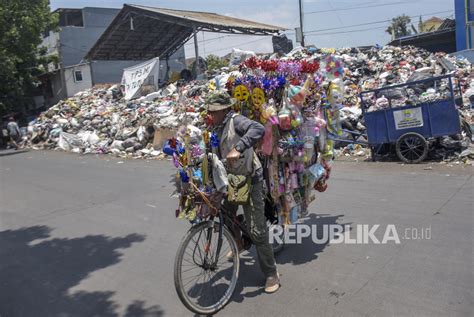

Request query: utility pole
[
  {"left": 193, "top": 27, "right": 200, "bottom": 76},
  {"left": 299, "top": 0, "right": 305, "bottom": 47}
]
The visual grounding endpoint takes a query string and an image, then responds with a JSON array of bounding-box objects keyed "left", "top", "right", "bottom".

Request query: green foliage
[
  {"left": 205, "top": 54, "right": 229, "bottom": 72},
  {"left": 0, "top": 0, "right": 58, "bottom": 116},
  {"left": 386, "top": 14, "right": 412, "bottom": 39}
]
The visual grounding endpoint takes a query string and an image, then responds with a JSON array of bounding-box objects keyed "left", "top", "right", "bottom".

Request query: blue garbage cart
[{"left": 359, "top": 74, "right": 461, "bottom": 163}]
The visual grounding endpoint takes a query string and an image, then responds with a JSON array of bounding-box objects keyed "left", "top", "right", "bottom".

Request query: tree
[
  {"left": 0, "top": 0, "right": 58, "bottom": 117},
  {"left": 205, "top": 54, "right": 229, "bottom": 72},
  {"left": 385, "top": 14, "right": 412, "bottom": 39}
]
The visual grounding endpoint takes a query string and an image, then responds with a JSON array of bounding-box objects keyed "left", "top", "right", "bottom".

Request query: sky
[{"left": 50, "top": 0, "right": 455, "bottom": 58}]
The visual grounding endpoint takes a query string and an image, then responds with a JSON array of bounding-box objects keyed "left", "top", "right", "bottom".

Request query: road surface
[{"left": 0, "top": 150, "right": 472, "bottom": 316}]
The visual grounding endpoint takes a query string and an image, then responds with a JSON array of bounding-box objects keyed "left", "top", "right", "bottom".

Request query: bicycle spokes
[{"left": 177, "top": 222, "right": 239, "bottom": 312}]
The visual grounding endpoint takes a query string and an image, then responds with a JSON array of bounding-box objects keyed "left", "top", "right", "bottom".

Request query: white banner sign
[
  {"left": 121, "top": 57, "right": 159, "bottom": 100},
  {"left": 393, "top": 107, "right": 424, "bottom": 130}
]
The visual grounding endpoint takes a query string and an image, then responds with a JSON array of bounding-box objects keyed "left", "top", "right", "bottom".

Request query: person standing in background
[{"left": 7, "top": 117, "right": 21, "bottom": 150}]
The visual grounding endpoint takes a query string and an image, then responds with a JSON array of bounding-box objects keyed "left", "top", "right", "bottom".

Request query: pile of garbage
[
  {"left": 303, "top": 45, "right": 473, "bottom": 163},
  {"left": 25, "top": 45, "right": 473, "bottom": 160},
  {"left": 26, "top": 83, "right": 207, "bottom": 158},
  {"left": 286, "top": 45, "right": 472, "bottom": 105},
  {"left": 222, "top": 46, "right": 471, "bottom": 109}
]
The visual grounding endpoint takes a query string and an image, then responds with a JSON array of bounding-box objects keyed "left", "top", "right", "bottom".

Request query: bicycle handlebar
[{"left": 220, "top": 153, "right": 245, "bottom": 164}]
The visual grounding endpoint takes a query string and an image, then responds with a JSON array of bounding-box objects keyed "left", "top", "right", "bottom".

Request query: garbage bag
[
  {"left": 229, "top": 48, "right": 256, "bottom": 66},
  {"left": 58, "top": 132, "right": 83, "bottom": 151},
  {"left": 137, "top": 126, "right": 148, "bottom": 143},
  {"left": 123, "top": 137, "right": 139, "bottom": 149},
  {"left": 111, "top": 140, "right": 124, "bottom": 150}
]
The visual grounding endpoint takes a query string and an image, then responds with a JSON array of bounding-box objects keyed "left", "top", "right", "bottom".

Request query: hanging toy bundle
[
  {"left": 222, "top": 55, "right": 343, "bottom": 225},
  {"left": 169, "top": 53, "right": 344, "bottom": 226}
]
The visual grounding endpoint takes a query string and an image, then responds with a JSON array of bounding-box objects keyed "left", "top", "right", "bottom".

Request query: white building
[{"left": 35, "top": 7, "right": 185, "bottom": 110}]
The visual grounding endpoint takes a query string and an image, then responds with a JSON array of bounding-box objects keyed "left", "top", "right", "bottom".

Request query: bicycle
[{"left": 173, "top": 193, "right": 284, "bottom": 315}]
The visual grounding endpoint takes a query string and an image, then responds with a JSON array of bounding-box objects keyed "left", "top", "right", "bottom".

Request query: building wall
[
  {"left": 42, "top": 31, "right": 60, "bottom": 55},
  {"left": 59, "top": 27, "right": 104, "bottom": 67},
  {"left": 82, "top": 7, "right": 119, "bottom": 28},
  {"left": 41, "top": 31, "right": 60, "bottom": 72},
  {"left": 59, "top": 7, "right": 187, "bottom": 85},
  {"left": 90, "top": 60, "right": 144, "bottom": 84},
  {"left": 471, "top": 0, "right": 474, "bottom": 48},
  {"left": 90, "top": 47, "right": 187, "bottom": 85},
  {"left": 64, "top": 64, "right": 93, "bottom": 97},
  {"left": 39, "top": 6, "right": 188, "bottom": 107},
  {"left": 421, "top": 20, "right": 443, "bottom": 32},
  {"left": 59, "top": 8, "right": 119, "bottom": 67},
  {"left": 47, "top": 71, "right": 67, "bottom": 106},
  {"left": 456, "top": 0, "right": 474, "bottom": 50}
]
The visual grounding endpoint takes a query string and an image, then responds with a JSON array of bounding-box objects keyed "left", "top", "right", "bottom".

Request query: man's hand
[{"left": 226, "top": 148, "right": 242, "bottom": 165}]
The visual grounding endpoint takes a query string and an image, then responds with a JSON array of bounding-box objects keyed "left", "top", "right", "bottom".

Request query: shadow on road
[
  {"left": 0, "top": 225, "right": 164, "bottom": 317},
  {"left": 276, "top": 213, "right": 349, "bottom": 265},
  {"left": 231, "top": 213, "right": 349, "bottom": 303},
  {"left": 0, "top": 149, "right": 30, "bottom": 157}
]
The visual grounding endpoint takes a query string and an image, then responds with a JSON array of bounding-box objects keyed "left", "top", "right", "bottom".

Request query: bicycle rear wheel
[{"left": 174, "top": 220, "right": 240, "bottom": 315}]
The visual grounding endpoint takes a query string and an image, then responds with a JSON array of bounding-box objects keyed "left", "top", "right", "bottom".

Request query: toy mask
[
  {"left": 251, "top": 88, "right": 265, "bottom": 107},
  {"left": 233, "top": 85, "right": 249, "bottom": 102}
]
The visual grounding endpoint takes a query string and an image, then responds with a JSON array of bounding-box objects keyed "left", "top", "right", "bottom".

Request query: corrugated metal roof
[
  {"left": 86, "top": 4, "right": 285, "bottom": 61},
  {"left": 127, "top": 4, "right": 286, "bottom": 32},
  {"left": 439, "top": 18, "right": 455, "bottom": 30}
]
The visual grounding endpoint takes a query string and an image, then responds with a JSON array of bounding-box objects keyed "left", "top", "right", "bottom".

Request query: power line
[
  {"left": 183, "top": 34, "right": 232, "bottom": 47},
  {"left": 304, "top": 10, "right": 453, "bottom": 34},
  {"left": 285, "top": 10, "right": 453, "bottom": 35},
  {"left": 204, "top": 37, "right": 269, "bottom": 55},
  {"left": 305, "top": 1, "right": 411, "bottom": 15},
  {"left": 305, "top": 26, "right": 388, "bottom": 37},
  {"left": 306, "top": 12, "right": 454, "bottom": 37},
  {"left": 304, "top": 13, "right": 452, "bottom": 40},
  {"left": 326, "top": 0, "right": 344, "bottom": 30}
]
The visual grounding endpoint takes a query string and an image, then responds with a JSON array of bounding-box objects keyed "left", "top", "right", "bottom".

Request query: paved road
[{"left": 0, "top": 150, "right": 472, "bottom": 317}]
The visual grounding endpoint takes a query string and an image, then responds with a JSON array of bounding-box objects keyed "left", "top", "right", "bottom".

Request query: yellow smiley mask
[
  {"left": 233, "top": 85, "right": 250, "bottom": 102},
  {"left": 251, "top": 88, "right": 265, "bottom": 108}
]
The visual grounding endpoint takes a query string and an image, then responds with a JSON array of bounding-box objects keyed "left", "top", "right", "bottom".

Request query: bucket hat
[{"left": 205, "top": 92, "right": 235, "bottom": 112}]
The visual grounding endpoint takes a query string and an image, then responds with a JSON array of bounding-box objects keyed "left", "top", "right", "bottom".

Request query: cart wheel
[
  {"left": 396, "top": 132, "right": 428, "bottom": 164},
  {"left": 461, "top": 118, "right": 472, "bottom": 143},
  {"left": 370, "top": 146, "right": 377, "bottom": 162}
]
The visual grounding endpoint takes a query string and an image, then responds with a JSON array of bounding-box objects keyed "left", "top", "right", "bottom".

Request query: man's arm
[{"left": 232, "top": 115, "right": 265, "bottom": 152}]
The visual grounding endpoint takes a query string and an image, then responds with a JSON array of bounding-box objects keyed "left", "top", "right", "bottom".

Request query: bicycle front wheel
[{"left": 174, "top": 220, "right": 240, "bottom": 315}]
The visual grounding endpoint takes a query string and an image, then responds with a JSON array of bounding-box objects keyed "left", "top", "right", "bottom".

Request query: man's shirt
[{"left": 7, "top": 122, "right": 20, "bottom": 136}]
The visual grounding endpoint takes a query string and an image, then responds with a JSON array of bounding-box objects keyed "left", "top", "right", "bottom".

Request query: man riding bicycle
[{"left": 205, "top": 92, "right": 280, "bottom": 294}]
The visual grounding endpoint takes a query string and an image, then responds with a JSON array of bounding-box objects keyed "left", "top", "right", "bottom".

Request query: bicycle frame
[{"left": 189, "top": 204, "right": 250, "bottom": 269}]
